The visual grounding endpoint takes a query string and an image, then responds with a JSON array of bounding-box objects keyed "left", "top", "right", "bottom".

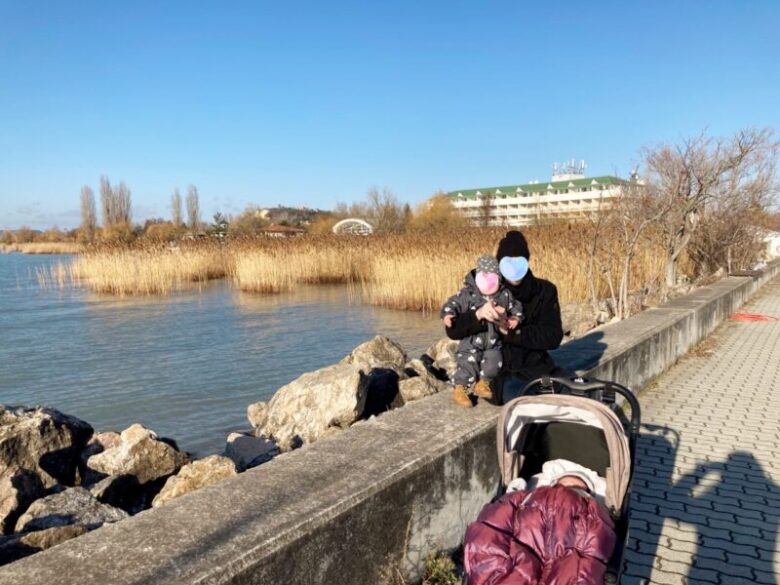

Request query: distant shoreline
[{"left": 1, "top": 243, "right": 82, "bottom": 255}]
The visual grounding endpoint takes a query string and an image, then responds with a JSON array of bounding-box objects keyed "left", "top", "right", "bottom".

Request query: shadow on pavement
[{"left": 624, "top": 424, "right": 778, "bottom": 584}]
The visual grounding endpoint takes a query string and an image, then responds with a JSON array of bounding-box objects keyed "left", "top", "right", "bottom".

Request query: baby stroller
[{"left": 490, "top": 376, "right": 641, "bottom": 584}]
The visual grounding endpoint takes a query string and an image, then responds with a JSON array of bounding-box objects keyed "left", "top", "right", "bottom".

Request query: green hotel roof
[{"left": 446, "top": 175, "right": 628, "bottom": 199}]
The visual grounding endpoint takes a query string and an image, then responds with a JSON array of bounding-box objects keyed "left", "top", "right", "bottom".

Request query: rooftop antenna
[{"left": 552, "top": 159, "right": 587, "bottom": 181}]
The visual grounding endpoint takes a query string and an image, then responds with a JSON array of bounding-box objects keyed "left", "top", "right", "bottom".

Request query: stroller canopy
[{"left": 497, "top": 394, "right": 631, "bottom": 514}]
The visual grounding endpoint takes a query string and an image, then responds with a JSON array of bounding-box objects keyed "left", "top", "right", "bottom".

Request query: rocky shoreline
[
  {"left": 0, "top": 335, "right": 459, "bottom": 566},
  {"left": 0, "top": 302, "right": 605, "bottom": 567}
]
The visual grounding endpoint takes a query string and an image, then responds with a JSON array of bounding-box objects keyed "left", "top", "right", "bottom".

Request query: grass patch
[{"left": 422, "top": 553, "right": 460, "bottom": 585}]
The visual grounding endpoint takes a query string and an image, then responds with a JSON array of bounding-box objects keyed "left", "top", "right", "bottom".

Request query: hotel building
[{"left": 446, "top": 163, "right": 630, "bottom": 226}]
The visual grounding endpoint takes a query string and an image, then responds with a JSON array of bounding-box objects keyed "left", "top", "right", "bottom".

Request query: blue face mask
[{"left": 499, "top": 256, "right": 529, "bottom": 283}]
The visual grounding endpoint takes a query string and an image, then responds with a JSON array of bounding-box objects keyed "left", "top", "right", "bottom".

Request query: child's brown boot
[
  {"left": 473, "top": 379, "right": 493, "bottom": 399},
  {"left": 452, "top": 385, "right": 473, "bottom": 408}
]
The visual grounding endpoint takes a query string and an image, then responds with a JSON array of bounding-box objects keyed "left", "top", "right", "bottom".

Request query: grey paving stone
[
  {"left": 698, "top": 535, "right": 759, "bottom": 558},
  {"left": 623, "top": 280, "right": 780, "bottom": 584}
]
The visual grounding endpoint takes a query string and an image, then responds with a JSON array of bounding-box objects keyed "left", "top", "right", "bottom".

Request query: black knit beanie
[{"left": 496, "top": 230, "right": 530, "bottom": 261}]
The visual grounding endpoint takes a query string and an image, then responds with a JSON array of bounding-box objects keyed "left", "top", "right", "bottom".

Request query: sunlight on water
[{"left": 0, "top": 254, "right": 443, "bottom": 455}]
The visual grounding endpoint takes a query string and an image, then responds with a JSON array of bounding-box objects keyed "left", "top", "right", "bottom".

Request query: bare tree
[
  {"left": 585, "top": 193, "right": 613, "bottom": 312},
  {"left": 688, "top": 138, "right": 778, "bottom": 275},
  {"left": 644, "top": 128, "right": 778, "bottom": 288},
  {"left": 584, "top": 181, "right": 670, "bottom": 320},
  {"left": 171, "top": 188, "right": 183, "bottom": 227},
  {"left": 114, "top": 181, "right": 132, "bottom": 225},
  {"left": 80, "top": 186, "right": 97, "bottom": 242},
  {"left": 186, "top": 185, "right": 201, "bottom": 231},
  {"left": 477, "top": 191, "right": 494, "bottom": 227},
  {"left": 688, "top": 203, "right": 764, "bottom": 275},
  {"left": 612, "top": 183, "right": 669, "bottom": 319},
  {"left": 99, "top": 175, "right": 113, "bottom": 226},
  {"left": 366, "top": 187, "right": 406, "bottom": 232}
]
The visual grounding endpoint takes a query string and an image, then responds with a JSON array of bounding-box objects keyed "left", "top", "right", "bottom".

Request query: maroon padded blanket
[{"left": 464, "top": 486, "right": 616, "bottom": 585}]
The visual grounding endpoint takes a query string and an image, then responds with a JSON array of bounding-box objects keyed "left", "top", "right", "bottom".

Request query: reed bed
[
  {"left": 230, "top": 237, "right": 368, "bottom": 293},
  {"left": 2, "top": 242, "right": 83, "bottom": 254},
  {"left": 43, "top": 227, "right": 678, "bottom": 310},
  {"left": 42, "top": 242, "right": 229, "bottom": 296},
  {"left": 354, "top": 227, "right": 668, "bottom": 310}
]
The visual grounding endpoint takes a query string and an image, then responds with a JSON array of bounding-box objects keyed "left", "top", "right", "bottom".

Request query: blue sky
[{"left": 1, "top": 1, "right": 779, "bottom": 230}]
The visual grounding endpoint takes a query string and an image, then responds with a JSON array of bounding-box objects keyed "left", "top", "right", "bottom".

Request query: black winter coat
[{"left": 445, "top": 268, "right": 563, "bottom": 380}]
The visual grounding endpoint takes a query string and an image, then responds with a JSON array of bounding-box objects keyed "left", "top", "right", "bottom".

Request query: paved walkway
[{"left": 623, "top": 279, "right": 780, "bottom": 584}]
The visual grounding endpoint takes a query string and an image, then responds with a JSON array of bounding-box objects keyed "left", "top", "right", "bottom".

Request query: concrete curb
[{"left": 2, "top": 260, "right": 779, "bottom": 584}]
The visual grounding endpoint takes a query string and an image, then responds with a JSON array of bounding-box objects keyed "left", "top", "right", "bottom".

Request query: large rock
[
  {"left": 224, "top": 433, "right": 279, "bottom": 471},
  {"left": 341, "top": 336, "right": 407, "bottom": 375},
  {"left": 14, "top": 487, "right": 127, "bottom": 533},
  {"left": 404, "top": 359, "right": 449, "bottom": 393},
  {"left": 342, "top": 337, "right": 412, "bottom": 417},
  {"left": 251, "top": 362, "right": 369, "bottom": 450},
  {"left": 86, "top": 424, "right": 188, "bottom": 486},
  {"left": 397, "top": 376, "right": 439, "bottom": 404},
  {"left": 79, "top": 431, "right": 121, "bottom": 485},
  {"left": 0, "top": 524, "right": 87, "bottom": 566},
  {"left": 560, "top": 303, "right": 599, "bottom": 339},
  {"left": 423, "top": 338, "right": 458, "bottom": 380},
  {"left": 0, "top": 466, "right": 44, "bottom": 535},
  {"left": 247, "top": 402, "right": 268, "bottom": 430},
  {"left": 152, "top": 455, "right": 237, "bottom": 508},
  {"left": 0, "top": 405, "right": 93, "bottom": 488}
]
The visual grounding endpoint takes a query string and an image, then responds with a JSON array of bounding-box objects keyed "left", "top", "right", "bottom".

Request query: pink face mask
[{"left": 475, "top": 271, "right": 499, "bottom": 295}]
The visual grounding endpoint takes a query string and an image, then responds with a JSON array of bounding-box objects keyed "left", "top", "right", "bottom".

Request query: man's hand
[
  {"left": 475, "top": 302, "right": 505, "bottom": 323},
  {"left": 442, "top": 314, "right": 454, "bottom": 328}
]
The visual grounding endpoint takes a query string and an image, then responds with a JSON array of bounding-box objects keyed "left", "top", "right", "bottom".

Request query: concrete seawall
[{"left": 3, "top": 261, "right": 779, "bottom": 585}]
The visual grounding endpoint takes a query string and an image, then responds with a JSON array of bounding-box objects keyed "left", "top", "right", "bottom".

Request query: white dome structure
[{"left": 332, "top": 218, "right": 373, "bottom": 236}]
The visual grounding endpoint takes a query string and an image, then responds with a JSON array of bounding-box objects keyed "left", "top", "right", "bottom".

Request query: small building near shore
[{"left": 332, "top": 218, "right": 374, "bottom": 236}]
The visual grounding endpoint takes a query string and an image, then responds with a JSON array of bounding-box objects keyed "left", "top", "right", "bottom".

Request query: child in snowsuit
[{"left": 441, "top": 255, "right": 523, "bottom": 407}]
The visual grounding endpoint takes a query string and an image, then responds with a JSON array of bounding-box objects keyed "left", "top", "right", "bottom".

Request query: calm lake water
[{"left": 0, "top": 254, "right": 443, "bottom": 455}]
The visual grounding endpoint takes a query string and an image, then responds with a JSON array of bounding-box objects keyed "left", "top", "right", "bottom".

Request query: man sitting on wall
[{"left": 445, "top": 230, "right": 564, "bottom": 403}]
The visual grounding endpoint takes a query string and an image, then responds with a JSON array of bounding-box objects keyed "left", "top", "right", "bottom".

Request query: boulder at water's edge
[
  {"left": 0, "top": 466, "right": 44, "bottom": 535},
  {"left": 152, "top": 455, "right": 237, "bottom": 508},
  {"left": 14, "top": 487, "right": 128, "bottom": 533},
  {"left": 86, "top": 423, "right": 188, "bottom": 485},
  {"left": 250, "top": 362, "right": 369, "bottom": 450},
  {"left": 0, "top": 405, "right": 93, "bottom": 488}
]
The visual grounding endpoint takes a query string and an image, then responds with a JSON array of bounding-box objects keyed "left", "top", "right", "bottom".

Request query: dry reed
[
  {"left": 230, "top": 237, "right": 367, "bottom": 293},
  {"left": 42, "top": 242, "right": 228, "bottom": 296},
  {"left": 42, "top": 228, "right": 682, "bottom": 310}
]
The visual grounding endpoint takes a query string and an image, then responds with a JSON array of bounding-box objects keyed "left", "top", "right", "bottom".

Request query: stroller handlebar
[{"left": 520, "top": 376, "right": 642, "bottom": 434}]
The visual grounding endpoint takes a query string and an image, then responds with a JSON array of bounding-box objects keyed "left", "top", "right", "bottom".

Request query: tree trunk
[
  {"left": 665, "top": 255, "right": 676, "bottom": 289},
  {"left": 586, "top": 232, "right": 599, "bottom": 311}
]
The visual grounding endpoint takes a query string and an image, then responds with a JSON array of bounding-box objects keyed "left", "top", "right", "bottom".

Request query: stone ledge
[{"left": 2, "top": 259, "right": 778, "bottom": 584}]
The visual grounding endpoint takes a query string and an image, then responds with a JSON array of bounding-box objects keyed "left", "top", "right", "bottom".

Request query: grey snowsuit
[{"left": 440, "top": 271, "right": 524, "bottom": 388}]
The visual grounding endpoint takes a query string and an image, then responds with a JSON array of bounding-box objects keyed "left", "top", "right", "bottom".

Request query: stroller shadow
[
  {"left": 624, "top": 424, "right": 779, "bottom": 584},
  {"left": 551, "top": 330, "right": 608, "bottom": 373}
]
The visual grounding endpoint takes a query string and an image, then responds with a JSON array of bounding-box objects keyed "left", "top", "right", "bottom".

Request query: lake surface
[{"left": 0, "top": 253, "right": 443, "bottom": 455}]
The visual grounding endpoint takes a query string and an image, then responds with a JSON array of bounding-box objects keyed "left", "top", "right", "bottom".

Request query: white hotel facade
[{"left": 446, "top": 168, "right": 629, "bottom": 226}]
